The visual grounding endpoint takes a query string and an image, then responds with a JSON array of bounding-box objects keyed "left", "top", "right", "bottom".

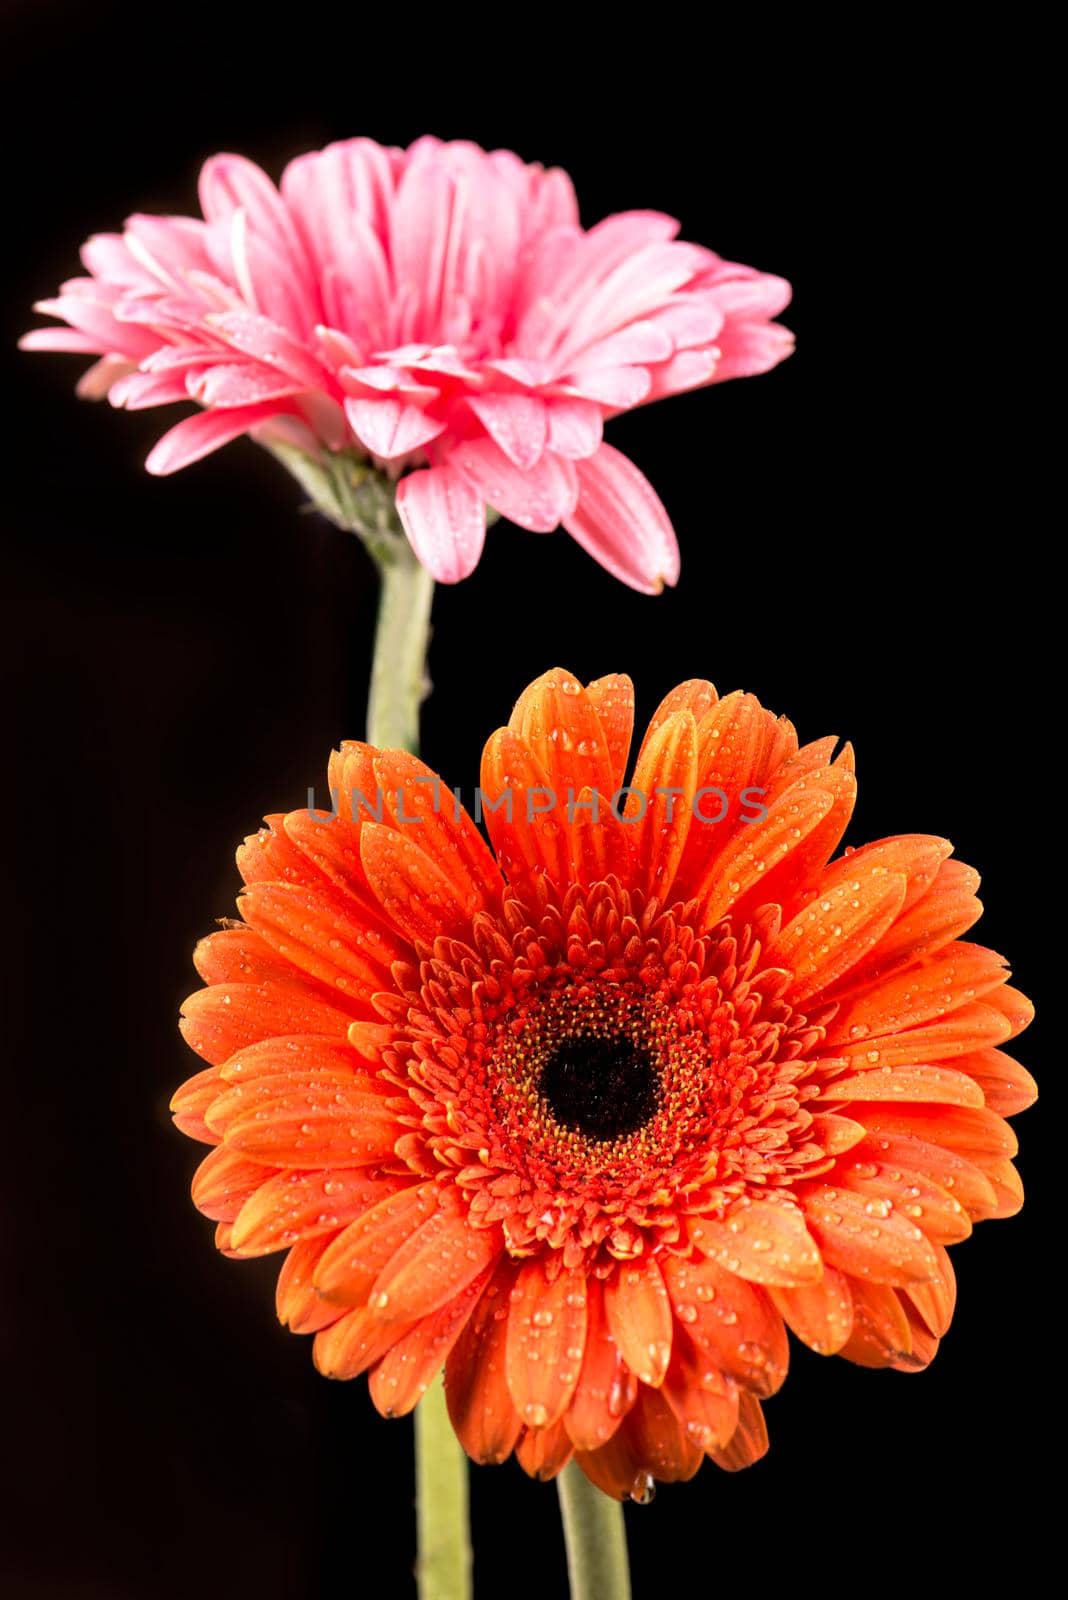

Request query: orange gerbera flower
[{"left": 173, "top": 670, "right": 1035, "bottom": 1499}]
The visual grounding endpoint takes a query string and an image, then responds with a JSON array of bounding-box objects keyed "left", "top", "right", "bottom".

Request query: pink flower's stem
[
  {"left": 367, "top": 535, "right": 434, "bottom": 754},
  {"left": 415, "top": 1378, "right": 472, "bottom": 1600}
]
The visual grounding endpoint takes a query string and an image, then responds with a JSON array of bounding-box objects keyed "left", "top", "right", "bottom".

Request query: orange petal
[
  {"left": 835, "top": 1148, "right": 971, "bottom": 1244},
  {"left": 859, "top": 1104, "right": 1017, "bottom": 1163},
  {"left": 769, "top": 1269, "right": 855, "bottom": 1355},
  {"left": 505, "top": 1259, "right": 589, "bottom": 1428},
  {"left": 192, "top": 926, "right": 299, "bottom": 987},
  {"left": 445, "top": 1262, "right": 523, "bottom": 1464},
  {"left": 230, "top": 1169, "right": 397, "bottom": 1255},
  {"left": 661, "top": 1347, "right": 740, "bottom": 1454},
  {"left": 367, "top": 1211, "right": 502, "bottom": 1324},
  {"left": 222, "top": 1090, "right": 402, "bottom": 1169},
  {"left": 662, "top": 1254, "right": 789, "bottom": 1396},
  {"left": 276, "top": 1236, "right": 346, "bottom": 1333},
  {"left": 368, "top": 1265, "right": 494, "bottom": 1417},
  {"left": 625, "top": 1384, "right": 704, "bottom": 1481},
  {"left": 985, "top": 1159, "right": 1025, "bottom": 1217},
  {"left": 217, "top": 1035, "right": 370, "bottom": 1084},
  {"left": 693, "top": 783, "right": 836, "bottom": 930},
  {"left": 903, "top": 1245, "right": 956, "bottom": 1337},
  {"left": 515, "top": 1418, "right": 575, "bottom": 1480},
  {"left": 708, "top": 1391, "right": 769, "bottom": 1472},
  {"left": 955, "top": 1048, "right": 1037, "bottom": 1115},
  {"left": 374, "top": 749, "right": 503, "bottom": 907},
  {"left": 838, "top": 1281, "right": 912, "bottom": 1368},
  {"left": 313, "top": 1184, "right": 438, "bottom": 1304},
  {"left": 819, "top": 1063, "right": 985, "bottom": 1108},
  {"left": 636, "top": 679, "right": 718, "bottom": 765},
  {"left": 479, "top": 727, "right": 569, "bottom": 901},
  {"left": 574, "top": 1428, "right": 650, "bottom": 1501},
  {"left": 603, "top": 1255, "right": 673, "bottom": 1387},
  {"left": 692, "top": 1200, "right": 822, "bottom": 1287},
  {"left": 693, "top": 691, "right": 778, "bottom": 806},
  {"left": 179, "top": 981, "right": 353, "bottom": 1066},
  {"left": 206, "top": 1069, "right": 390, "bottom": 1136},
  {"left": 726, "top": 766, "right": 857, "bottom": 924},
  {"left": 236, "top": 813, "right": 321, "bottom": 888},
  {"left": 567, "top": 784, "right": 630, "bottom": 885},
  {"left": 816, "top": 1001, "right": 1014, "bottom": 1068},
  {"left": 564, "top": 1277, "right": 633, "bottom": 1451},
  {"left": 826, "top": 942, "right": 1010, "bottom": 1042},
  {"left": 326, "top": 741, "right": 381, "bottom": 829},
  {"left": 282, "top": 807, "right": 375, "bottom": 908},
  {"left": 190, "top": 1144, "right": 268, "bottom": 1222},
  {"left": 313, "top": 1305, "right": 413, "bottom": 1380},
  {"left": 171, "top": 1066, "right": 225, "bottom": 1144},
  {"left": 509, "top": 668, "right": 617, "bottom": 808},
  {"left": 799, "top": 1184, "right": 940, "bottom": 1285},
  {"left": 359, "top": 823, "right": 487, "bottom": 946},
  {"left": 766, "top": 872, "right": 907, "bottom": 1003},
  {"left": 630, "top": 709, "right": 697, "bottom": 902},
  {"left": 850, "top": 856, "right": 981, "bottom": 975},
  {"left": 985, "top": 984, "right": 1034, "bottom": 1040},
  {"left": 842, "top": 1130, "right": 999, "bottom": 1221},
  {"left": 239, "top": 879, "right": 400, "bottom": 1000},
  {"left": 585, "top": 674, "right": 635, "bottom": 790}
]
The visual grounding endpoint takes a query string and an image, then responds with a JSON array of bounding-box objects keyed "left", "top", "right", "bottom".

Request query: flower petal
[
  {"left": 367, "top": 1210, "right": 502, "bottom": 1325},
  {"left": 693, "top": 1201, "right": 822, "bottom": 1287},
  {"left": 562, "top": 444, "right": 679, "bottom": 593},
  {"left": 505, "top": 1260, "right": 589, "bottom": 1428},
  {"left": 145, "top": 403, "right": 285, "bottom": 474},
  {"left": 603, "top": 1256, "right": 673, "bottom": 1387},
  {"left": 395, "top": 464, "right": 486, "bottom": 583},
  {"left": 445, "top": 1263, "right": 523, "bottom": 1464}
]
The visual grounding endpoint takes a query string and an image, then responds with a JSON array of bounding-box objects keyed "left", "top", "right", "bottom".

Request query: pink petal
[
  {"left": 109, "top": 369, "right": 192, "bottom": 409},
  {"left": 145, "top": 403, "right": 284, "bottom": 475},
  {"left": 337, "top": 364, "right": 438, "bottom": 403},
  {"left": 19, "top": 328, "right": 100, "bottom": 353},
  {"left": 546, "top": 399, "right": 603, "bottom": 460},
  {"left": 205, "top": 311, "right": 326, "bottom": 389},
  {"left": 449, "top": 437, "right": 578, "bottom": 532},
  {"left": 643, "top": 348, "right": 720, "bottom": 403},
  {"left": 31, "top": 295, "right": 158, "bottom": 360},
  {"left": 562, "top": 444, "right": 680, "bottom": 593},
  {"left": 192, "top": 363, "right": 307, "bottom": 408},
  {"left": 711, "top": 321, "right": 795, "bottom": 383},
  {"left": 76, "top": 355, "right": 136, "bottom": 399},
  {"left": 395, "top": 464, "right": 487, "bottom": 582},
  {"left": 567, "top": 320, "right": 673, "bottom": 369},
  {"left": 344, "top": 397, "right": 445, "bottom": 460},
  {"left": 650, "top": 301, "right": 725, "bottom": 348},
  {"left": 467, "top": 392, "right": 548, "bottom": 468},
  {"left": 700, "top": 268, "right": 793, "bottom": 319},
  {"left": 561, "top": 366, "right": 652, "bottom": 409}
]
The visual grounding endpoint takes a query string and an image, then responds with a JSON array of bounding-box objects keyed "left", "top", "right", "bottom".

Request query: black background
[{"left": 2, "top": 7, "right": 1052, "bottom": 1597}]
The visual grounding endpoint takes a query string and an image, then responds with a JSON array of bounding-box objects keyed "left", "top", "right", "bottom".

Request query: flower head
[
  {"left": 22, "top": 137, "right": 792, "bottom": 590},
  {"left": 173, "top": 671, "right": 1034, "bottom": 1497}
]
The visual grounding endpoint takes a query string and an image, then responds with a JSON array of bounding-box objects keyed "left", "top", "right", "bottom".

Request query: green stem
[
  {"left": 557, "top": 1463, "right": 632, "bottom": 1600},
  {"left": 265, "top": 442, "right": 437, "bottom": 752},
  {"left": 366, "top": 538, "right": 435, "bottom": 753},
  {"left": 414, "top": 1378, "right": 472, "bottom": 1600}
]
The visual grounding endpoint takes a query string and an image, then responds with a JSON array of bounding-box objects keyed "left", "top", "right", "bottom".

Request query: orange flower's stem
[
  {"left": 557, "top": 1463, "right": 632, "bottom": 1600},
  {"left": 415, "top": 1378, "right": 472, "bottom": 1600}
]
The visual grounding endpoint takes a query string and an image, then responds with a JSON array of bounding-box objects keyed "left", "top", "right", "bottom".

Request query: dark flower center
[{"left": 540, "top": 1037, "right": 660, "bottom": 1141}]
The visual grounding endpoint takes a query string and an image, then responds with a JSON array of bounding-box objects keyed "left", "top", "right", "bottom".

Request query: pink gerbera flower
[{"left": 22, "top": 136, "right": 793, "bottom": 590}]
